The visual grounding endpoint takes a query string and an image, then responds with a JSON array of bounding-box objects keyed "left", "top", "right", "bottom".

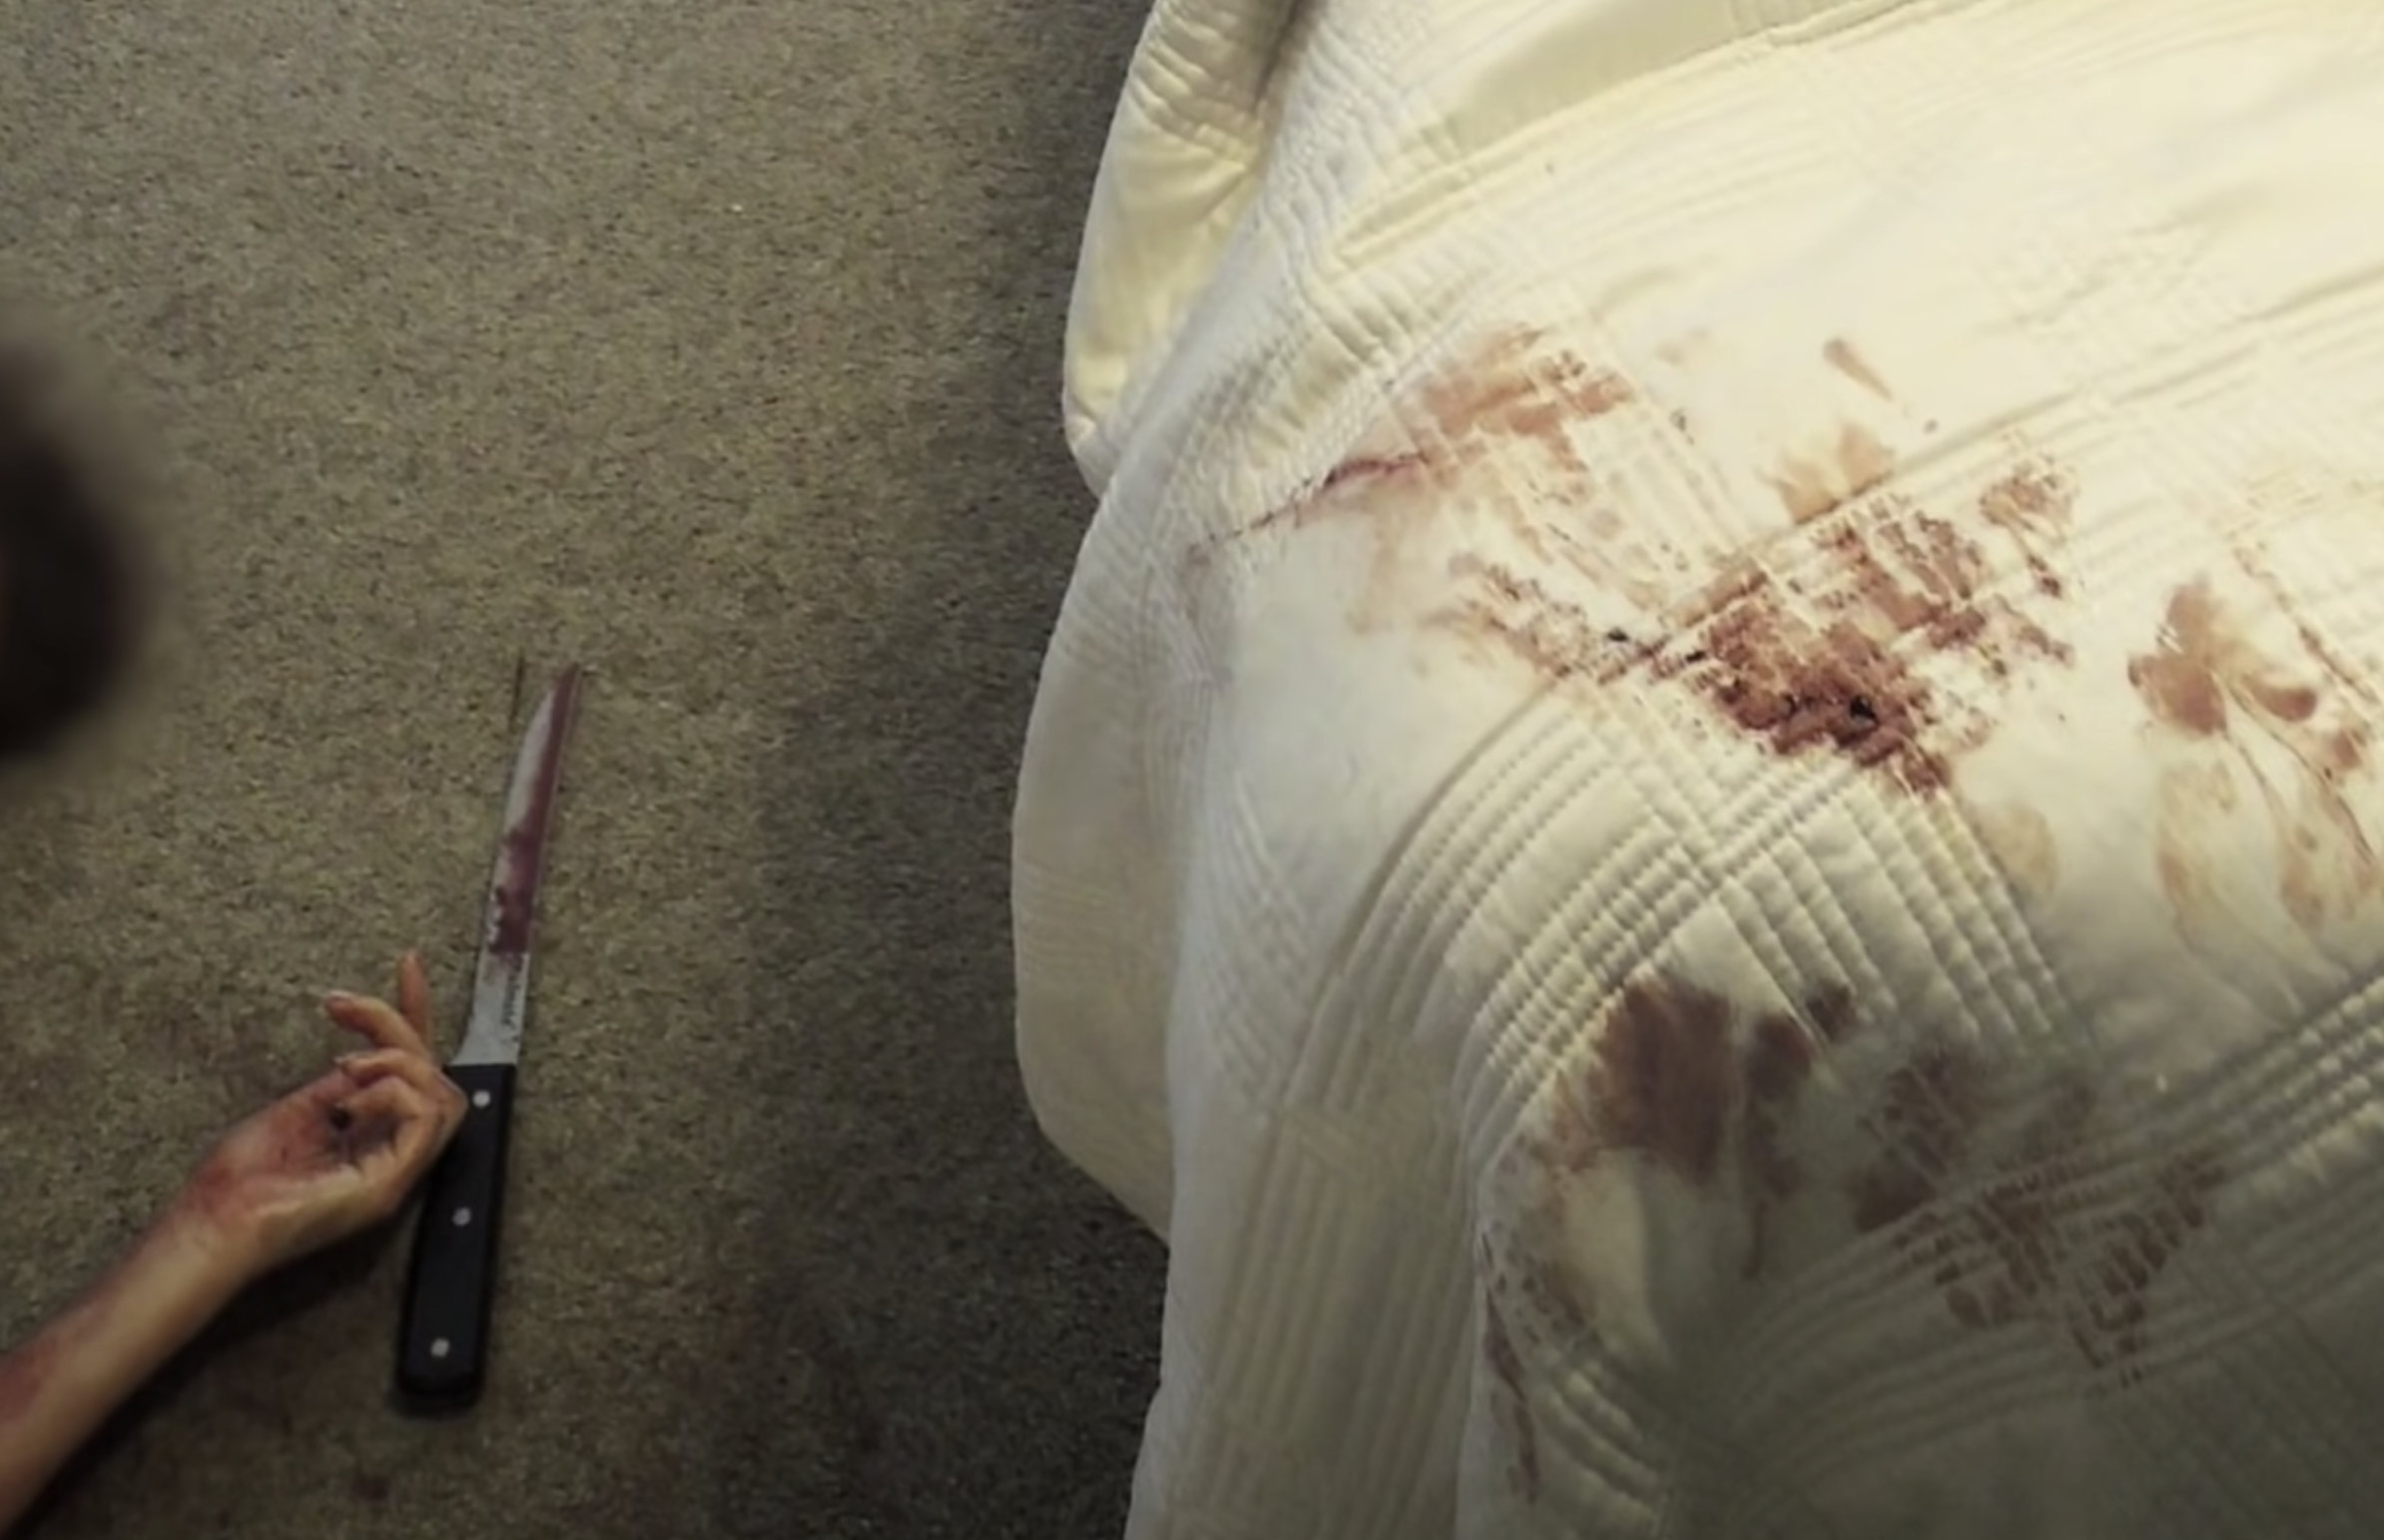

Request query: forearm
[{"left": 0, "top": 1202, "right": 248, "bottom": 1535}]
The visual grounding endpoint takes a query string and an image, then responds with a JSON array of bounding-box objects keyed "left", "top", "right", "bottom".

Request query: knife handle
[{"left": 394, "top": 1061, "right": 514, "bottom": 1414}]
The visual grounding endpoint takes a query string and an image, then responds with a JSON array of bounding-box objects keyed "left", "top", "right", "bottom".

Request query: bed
[{"left": 1012, "top": 2, "right": 2384, "bottom": 1534}]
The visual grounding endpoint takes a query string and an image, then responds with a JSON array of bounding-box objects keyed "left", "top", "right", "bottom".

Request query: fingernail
[{"left": 323, "top": 990, "right": 355, "bottom": 1006}]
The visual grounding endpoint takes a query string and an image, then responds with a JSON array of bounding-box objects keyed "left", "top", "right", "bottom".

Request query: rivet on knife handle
[{"left": 394, "top": 665, "right": 582, "bottom": 1415}]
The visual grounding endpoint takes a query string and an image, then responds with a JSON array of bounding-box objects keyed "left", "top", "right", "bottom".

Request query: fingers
[
  {"left": 323, "top": 986, "right": 433, "bottom": 1059},
  {"left": 395, "top": 949, "right": 434, "bottom": 1047},
  {"left": 333, "top": 1082, "right": 436, "bottom": 1211},
  {"left": 340, "top": 1046, "right": 466, "bottom": 1134},
  {"left": 336, "top": 1074, "right": 431, "bottom": 1137},
  {"left": 336, "top": 1046, "right": 465, "bottom": 1115},
  {"left": 333, "top": 1077, "right": 456, "bottom": 1213}
]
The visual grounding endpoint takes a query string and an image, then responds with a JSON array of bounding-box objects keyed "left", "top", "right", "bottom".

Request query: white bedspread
[{"left": 1011, "top": 2, "right": 2384, "bottom": 1534}]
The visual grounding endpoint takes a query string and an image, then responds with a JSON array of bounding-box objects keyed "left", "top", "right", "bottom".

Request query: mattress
[{"left": 1010, "top": 1, "right": 2384, "bottom": 1535}]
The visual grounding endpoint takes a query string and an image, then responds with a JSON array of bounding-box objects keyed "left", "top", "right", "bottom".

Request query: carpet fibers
[{"left": 0, "top": 3, "right": 1163, "bottom": 1536}]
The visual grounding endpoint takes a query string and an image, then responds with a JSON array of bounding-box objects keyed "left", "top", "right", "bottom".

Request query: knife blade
[{"left": 394, "top": 664, "right": 584, "bottom": 1414}]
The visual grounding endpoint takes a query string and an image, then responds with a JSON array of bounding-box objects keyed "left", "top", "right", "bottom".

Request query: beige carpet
[{"left": 0, "top": 3, "right": 1163, "bottom": 1535}]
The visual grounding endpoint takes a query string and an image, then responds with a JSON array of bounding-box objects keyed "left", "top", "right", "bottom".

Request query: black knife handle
[{"left": 394, "top": 1061, "right": 515, "bottom": 1414}]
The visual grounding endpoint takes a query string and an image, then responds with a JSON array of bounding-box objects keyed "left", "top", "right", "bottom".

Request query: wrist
[{"left": 155, "top": 1184, "right": 263, "bottom": 1307}]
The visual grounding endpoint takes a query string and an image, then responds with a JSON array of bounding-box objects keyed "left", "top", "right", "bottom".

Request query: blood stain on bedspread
[
  {"left": 1845, "top": 1045, "right": 2226, "bottom": 1379},
  {"left": 1492, "top": 975, "right": 2228, "bottom": 1439},
  {"left": 1648, "top": 462, "right": 2079, "bottom": 794},
  {"left": 1476, "top": 1244, "right": 1543, "bottom": 1500},
  {"left": 1427, "top": 435, "right": 2078, "bottom": 791},
  {"left": 1483, "top": 975, "right": 1856, "bottom": 1503},
  {"left": 2129, "top": 568, "right": 2381, "bottom": 930},
  {"left": 1740, "top": 984, "right": 1858, "bottom": 1277},
  {"left": 1527, "top": 973, "right": 1861, "bottom": 1281},
  {"left": 1672, "top": 556, "right": 1952, "bottom": 791},
  {"left": 1844, "top": 1043, "right": 1990, "bottom": 1235},
  {"left": 1209, "top": 325, "right": 1645, "bottom": 624},
  {"left": 1214, "top": 324, "right": 2082, "bottom": 796},
  {"left": 1772, "top": 338, "right": 1905, "bottom": 524},
  {"left": 1979, "top": 463, "right": 2072, "bottom": 598},
  {"left": 1240, "top": 325, "right": 1633, "bottom": 542},
  {"left": 1823, "top": 337, "right": 1893, "bottom": 400},
  {"left": 1415, "top": 327, "right": 1637, "bottom": 468},
  {"left": 1772, "top": 424, "right": 1897, "bottom": 525},
  {"left": 1583, "top": 975, "right": 1739, "bottom": 1183}
]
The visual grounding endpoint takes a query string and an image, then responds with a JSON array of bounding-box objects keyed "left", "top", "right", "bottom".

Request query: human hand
[{"left": 174, "top": 951, "right": 467, "bottom": 1285}]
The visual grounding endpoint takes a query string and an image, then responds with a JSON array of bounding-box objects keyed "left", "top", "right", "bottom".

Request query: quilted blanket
[{"left": 1011, "top": 1, "right": 2384, "bottom": 1535}]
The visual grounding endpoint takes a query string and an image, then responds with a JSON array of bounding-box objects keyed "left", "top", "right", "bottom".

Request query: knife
[{"left": 394, "top": 664, "right": 585, "bottom": 1414}]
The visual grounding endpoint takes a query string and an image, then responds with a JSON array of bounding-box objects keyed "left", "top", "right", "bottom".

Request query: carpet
[{"left": 0, "top": 3, "right": 1163, "bottom": 1535}]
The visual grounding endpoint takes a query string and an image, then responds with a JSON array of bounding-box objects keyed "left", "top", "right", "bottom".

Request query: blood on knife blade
[{"left": 487, "top": 666, "right": 582, "bottom": 958}]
